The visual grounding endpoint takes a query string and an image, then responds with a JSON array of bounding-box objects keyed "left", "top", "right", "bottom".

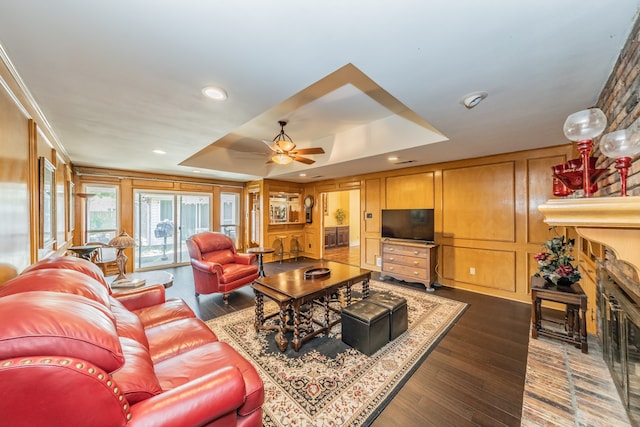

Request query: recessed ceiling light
[
  {"left": 192, "top": 170, "right": 201, "bottom": 173},
  {"left": 153, "top": 149, "right": 166, "bottom": 155},
  {"left": 388, "top": 156, "right": 399, "bottom": 161},
  {"left": 201, "top": 85, "right": 228, "bottom": 101},
  {"left": 299, "top": 173, "right": 307, "bottom": 177}
]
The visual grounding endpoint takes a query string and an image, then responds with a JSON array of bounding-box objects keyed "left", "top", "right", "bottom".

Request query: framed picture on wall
[{"left": 39, "top": 157, "right": 56, "bottom": 249}]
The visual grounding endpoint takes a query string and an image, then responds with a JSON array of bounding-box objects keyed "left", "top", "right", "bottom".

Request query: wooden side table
[
  {"left": 530, "top": 276, "right": 588, "bottom": 353},
  {"left": 247, "top": 247, "right": 275, "bottom": 278}
]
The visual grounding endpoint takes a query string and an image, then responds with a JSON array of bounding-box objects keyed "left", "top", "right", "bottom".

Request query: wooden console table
[{"left": 530, "top": 276, "right": 588, "bottom": 353}]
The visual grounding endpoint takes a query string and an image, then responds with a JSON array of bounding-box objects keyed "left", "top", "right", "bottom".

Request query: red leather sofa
[
  {"left": 186, "top": 232, "right": 258, "bottom": 303},
  {"left": 0, "top": 256, "right": 263, "bottom": 427}
]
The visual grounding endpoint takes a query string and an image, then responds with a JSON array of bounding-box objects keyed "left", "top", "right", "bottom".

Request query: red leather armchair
[{"left": 186, "top": 232, "right": 258, "bottom": 304}]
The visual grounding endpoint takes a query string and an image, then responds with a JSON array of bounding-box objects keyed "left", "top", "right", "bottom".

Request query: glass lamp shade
[
  {"left": 272, "top": 153, "right": 293, "bottom": 165},
  {"left": 275, "top": 138, "right": 296, "bottom": 152},
  {"left": 563, "top": 108, "right": 607, "bottom": 141},
  {"left": 600, "top": 129, "right": 640, "bottom": 158},
  {"left": 108, "top": 230, "right": 135, "bottom": 249}
]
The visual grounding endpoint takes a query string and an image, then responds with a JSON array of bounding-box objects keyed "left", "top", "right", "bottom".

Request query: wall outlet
[
  {"left": 376, "top": 256, "right": 382, "bottom": 267},
  {"left": 469, "top": 267, "right": 476, "bottom": 275}
]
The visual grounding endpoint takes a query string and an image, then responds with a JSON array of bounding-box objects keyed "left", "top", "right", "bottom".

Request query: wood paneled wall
[{"left": 306, "top": 146, "right": 573, "bottom": 303}]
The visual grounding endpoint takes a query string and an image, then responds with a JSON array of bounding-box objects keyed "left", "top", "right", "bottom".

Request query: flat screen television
[{"left": 381, "top": 208, "right": 435, "bottom": 243}]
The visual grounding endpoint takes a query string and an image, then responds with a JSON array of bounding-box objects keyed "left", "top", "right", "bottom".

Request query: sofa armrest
[
  {"left": 113, "top": 285, "right": 166, "bottom": 311},
  {"left": 191, "top": 259, "right": 224, "bottom": 276},
  {"left": 234, "top": 253, "right": 256, "bottom": 265},
  {"left": 127, "top": 366, "right": 246, "bottom": 427}
]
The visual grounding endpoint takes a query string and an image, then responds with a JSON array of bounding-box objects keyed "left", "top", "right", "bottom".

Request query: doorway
[
  {"left": 134, "top": 191, "right": 211, "bottom": 270},
  {"left": 322, "top": 189, "right": 360, "bottom": 266}
]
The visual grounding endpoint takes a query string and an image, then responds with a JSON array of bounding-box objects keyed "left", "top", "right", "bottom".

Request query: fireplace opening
[{"left": 598, "top": 258, "right": 640, "bottom": 426}]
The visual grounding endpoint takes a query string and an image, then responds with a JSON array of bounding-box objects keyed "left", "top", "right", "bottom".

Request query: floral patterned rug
[{"left": 206, "top": 280, "right": 467, "bottom": 427}]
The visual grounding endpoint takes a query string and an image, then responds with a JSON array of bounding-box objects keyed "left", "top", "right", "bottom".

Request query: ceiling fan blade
[
  {"left": 293, "top": 147, "right": 325, "bottom": 155},
  {"left": 293, "top": 156, "right": 315, "bottom": 165}
]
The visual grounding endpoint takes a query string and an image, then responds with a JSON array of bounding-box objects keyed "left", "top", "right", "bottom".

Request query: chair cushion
[
  {"left": 0, "top": 292, "right": 124, "bottom": 372},
  {"left": 202, "top": 249, "right": 235, "bottom": 265},
  {"left": 21, "top": 256, "right": 110, "bottom": 292},
  {"left": 112, "top": 337, "right": 162, "bottom": 404},
  {"left": 220, "top": 263, "right": 259, "bottom": 284},
  {"left": 0, "top": 269, "right": 111, "bottom": 307}
]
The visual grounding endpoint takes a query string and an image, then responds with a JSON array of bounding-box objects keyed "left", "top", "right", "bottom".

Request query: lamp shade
[
  {"left": 563, "top": 108, "right": 607, "bottom": 141},
  {"left": 108, "top": 230, "right": 135, "bottom": 249},
  {"left": 600, "top": 128, "right": 640, "bottom": 159},
  {"left": 272, "top": 153, "right": 293, "bottom": 165}
]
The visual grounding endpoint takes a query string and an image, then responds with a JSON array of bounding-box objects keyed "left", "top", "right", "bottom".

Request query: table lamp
[
  {"left": 562, "top": 108, "right": 607, "bottom": 197},
  {"left": 108, "top": 230, "right": 136, "bottom": 285},
  {"left": 600, "top": 128, "right": 640, "bottom": 196}
]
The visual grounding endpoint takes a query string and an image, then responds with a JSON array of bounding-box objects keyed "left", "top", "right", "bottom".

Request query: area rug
[{"left": 206, "top": 280, "right": 467, "bottom": 427}]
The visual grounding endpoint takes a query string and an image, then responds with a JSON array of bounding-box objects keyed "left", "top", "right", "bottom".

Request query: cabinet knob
[
  {"left": 413, "top": 271, "right": 419, "bottom": 276},
  {"left": 388, "top": 248, "right": 395, "bottom": 252},
  {"left": 413, "top": 251, "right": 419, "bottom": 255},
  {"left": 413, "top": 261, "right": 419, "bottom": 265},
  {"left": 389, "top": 266, "right": 394, "bottom": 270},
  {"left": 389, "top": 257, "right": 394, "bottom": 261}
]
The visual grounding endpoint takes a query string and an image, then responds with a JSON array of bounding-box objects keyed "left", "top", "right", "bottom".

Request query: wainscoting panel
[
  {"left": 527, "top": 155, "right": 566, "bottom": 244},
  {"left": 385, "top": 172, "right": 434, "bottom": 208},
  {"left": 442, "top": 245, "right": 516, "bottom": 292},
  {"left": 442, "top": 162, "right": 515, "bottom": 242}
]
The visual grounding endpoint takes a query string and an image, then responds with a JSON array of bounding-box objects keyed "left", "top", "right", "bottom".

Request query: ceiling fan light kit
[{"left": 264, "top": 120, "right": 325, "bottom": 165}]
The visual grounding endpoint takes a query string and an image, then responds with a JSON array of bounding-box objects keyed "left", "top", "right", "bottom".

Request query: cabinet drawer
[
  {"left": 382, "top": 263, "right": 428, "bottom": 280},
  {"left": 382, "top": 254, "right": 427, "bottom": 269},
  {"left": 383, "top": 244, "right": 428, "bottom": 258}
]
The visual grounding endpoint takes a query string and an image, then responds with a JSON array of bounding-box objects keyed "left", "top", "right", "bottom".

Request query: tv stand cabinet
[{"left": 380, "top": 239, "right": 438, "bottom": 292}]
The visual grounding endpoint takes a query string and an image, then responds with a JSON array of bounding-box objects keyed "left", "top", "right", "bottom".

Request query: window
[{"left": 85, "top": 185, "right": 118, "bottom": 244}]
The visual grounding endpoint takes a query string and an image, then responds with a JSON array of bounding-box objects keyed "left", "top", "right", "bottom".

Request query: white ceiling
[{"left": 0, "top": 1, "right": 638, "bottom": 183}]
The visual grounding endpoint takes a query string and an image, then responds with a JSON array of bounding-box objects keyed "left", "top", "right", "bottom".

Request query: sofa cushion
[
  {"left": 109, "top": 299, "right": 150, "bottom": 349},
  {"left": 132, "top": 298, "right": 196, "bottom": 329},
  {"left": 0, "top": 269, "right": 111, "bottom": 307},
  {"left": 112, "top": 337, "right": 162, "bottom": 404},
  {"left": 154, "top": 341, "right": 264, "bottom": 417},
  {"left": 0, "top": 292, "right": 124, "bottom": 372},
  {"left": 145, "top": 318, "right": 218, "bottom": 364},
  {"left": 202, "top": 249, "right": 235, "bottom": 265},
  {"left": 21, "top": 256, "right": 110, "bottom": 292}
]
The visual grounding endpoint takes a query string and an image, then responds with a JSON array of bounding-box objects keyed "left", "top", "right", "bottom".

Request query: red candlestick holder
[
  {"left": 576, "top": 139, "right": 594, "bottom": 197},
  {"left": 615, "top": 156, "right": 632, "bottom": 197}
]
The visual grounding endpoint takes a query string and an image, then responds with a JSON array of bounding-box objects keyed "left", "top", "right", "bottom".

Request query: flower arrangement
[
  {"left": 334, "top": 208, "right": 346, "bottom": 225},
  {"left": 534, "top": 233, "right": 581, "bottom": 286}
]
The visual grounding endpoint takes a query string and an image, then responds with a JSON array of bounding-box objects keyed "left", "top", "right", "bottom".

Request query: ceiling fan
[{"left": 263, "top": 120, "right": 325, "bottom": 165}]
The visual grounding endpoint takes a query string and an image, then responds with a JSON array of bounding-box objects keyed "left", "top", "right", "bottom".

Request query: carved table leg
[
  {"left": 254, "top": 290, "right": 264, "bottom": 332},
  {"left": 292, "top": 300, "right": 303, "bottom": 352},
  {"left": 362, "top": 279, "right": 370, "bottom": 299},
  {"left": 275, "top": 303, "right": 289, "bottom": 352}
]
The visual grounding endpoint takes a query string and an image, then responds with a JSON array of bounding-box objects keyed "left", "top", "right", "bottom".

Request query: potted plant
[
  {"left": 334, "top": 208, "right": 346, "bottom": 225},
  {"left": 533, "top": 231, "right": 581, "bottom": 288}
]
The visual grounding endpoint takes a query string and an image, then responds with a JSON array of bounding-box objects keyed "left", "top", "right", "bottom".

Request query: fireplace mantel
[{"left": 538, "top": 196, "right": 640, "bottom": 279}]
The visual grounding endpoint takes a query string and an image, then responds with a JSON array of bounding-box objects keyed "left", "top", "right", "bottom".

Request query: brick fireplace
[{"left": 539, "top": 196, "right": 640, "bottom": 425}]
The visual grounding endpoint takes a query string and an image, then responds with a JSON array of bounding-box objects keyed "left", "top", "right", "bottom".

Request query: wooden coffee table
[{"left": 252, "top": 260, "right": 371, "bottom": 352}]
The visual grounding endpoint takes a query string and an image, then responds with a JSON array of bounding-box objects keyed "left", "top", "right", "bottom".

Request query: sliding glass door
[{"left": 134, "top": 191, "right": 210, "bottom": 270}]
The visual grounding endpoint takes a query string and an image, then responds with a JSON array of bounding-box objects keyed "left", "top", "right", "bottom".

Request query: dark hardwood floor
[{"left": 164, "top": 258, "right": 531, "bottom": 427}]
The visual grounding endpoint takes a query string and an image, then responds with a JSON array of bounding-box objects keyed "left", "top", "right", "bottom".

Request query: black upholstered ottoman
[
  {"left": 368, "top": 292, "right": 408, "bottom": 340},
  {"left": 341, "top": 300, "right": 390, "bottom": 356}
]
